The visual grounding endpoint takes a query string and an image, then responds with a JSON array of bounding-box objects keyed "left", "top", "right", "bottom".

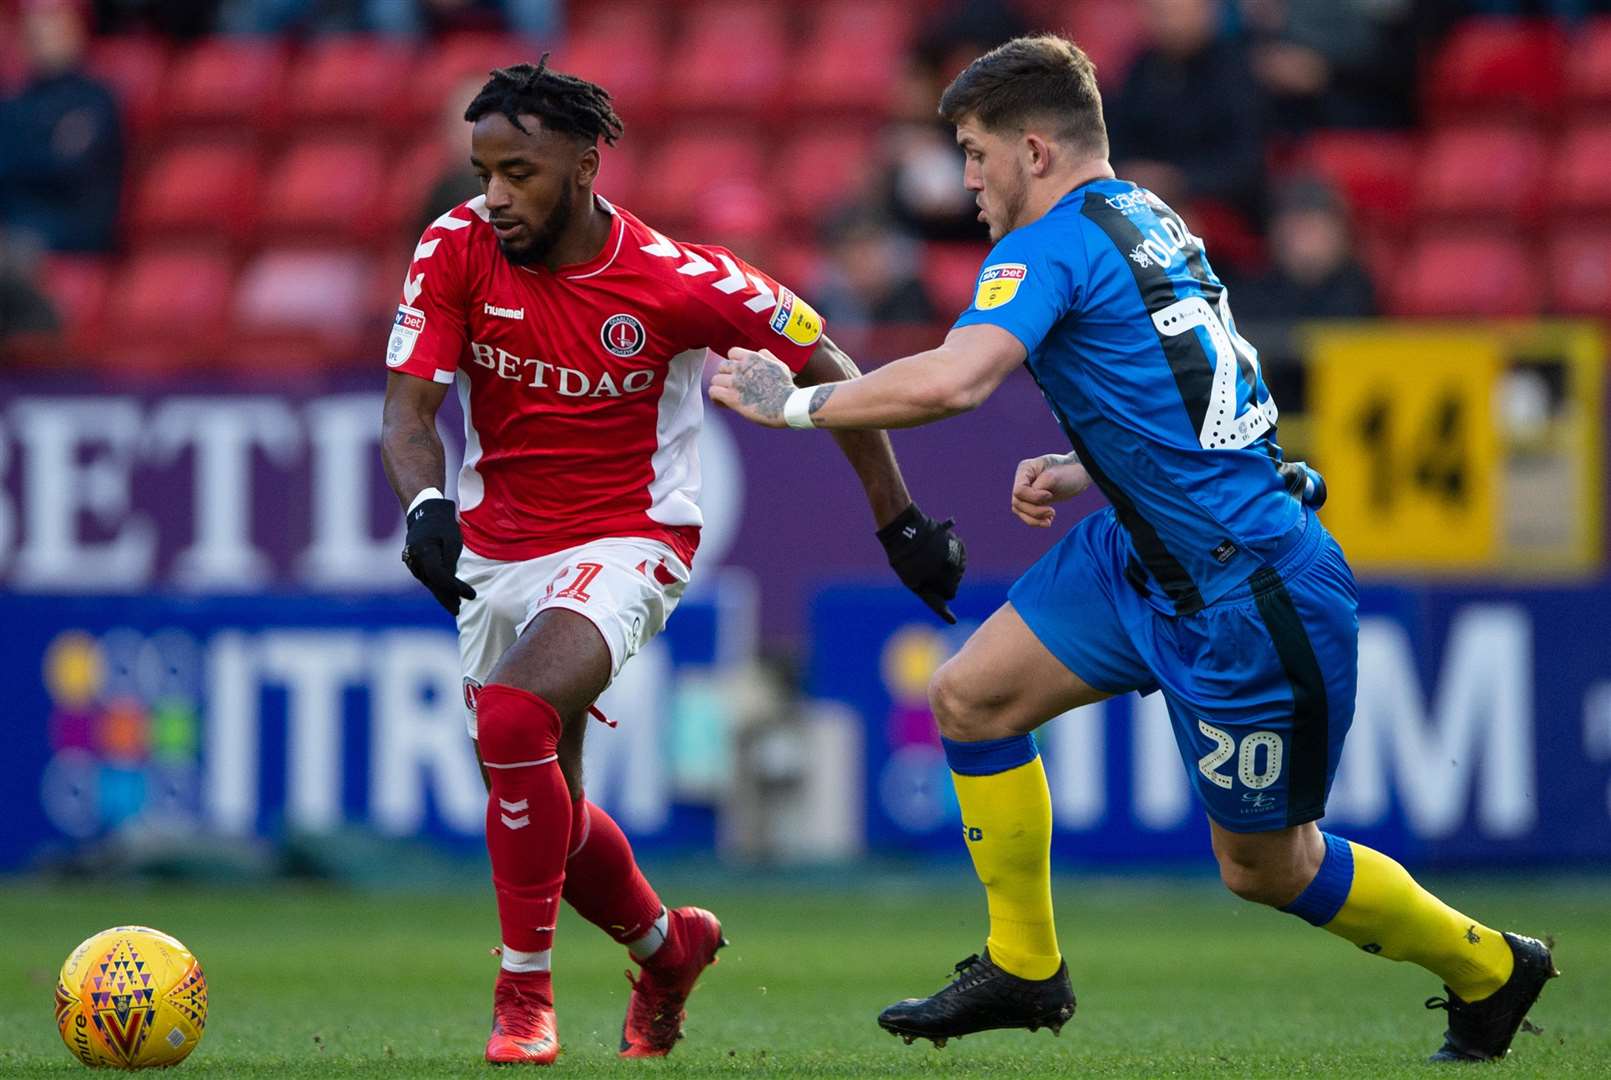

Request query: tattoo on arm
[{"left": 808, "top": 385, "right": 834, "bottom": 416}]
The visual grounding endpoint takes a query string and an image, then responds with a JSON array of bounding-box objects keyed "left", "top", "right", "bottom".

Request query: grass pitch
[{"left": 1, "top": 868, "right": 1606, "bottom": 1078}]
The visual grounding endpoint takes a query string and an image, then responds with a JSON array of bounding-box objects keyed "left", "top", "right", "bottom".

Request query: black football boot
[
  {"left": 877, "top": 950, "right": 1075, "bottom": 1048},
  {"left": 1425, "top": 932, "right": 1559, "bottom": 1063}
]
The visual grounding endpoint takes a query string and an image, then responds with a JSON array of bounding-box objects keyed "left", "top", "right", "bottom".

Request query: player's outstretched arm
[
  {"left": 381, "top": 371, "right": 476, "bottom": 616},
  {"left": 796, "top": 335, "right": 967, "bottom": 624},
  {"left": 710, "top": 324, "right": 1025, "bottom": 431}
]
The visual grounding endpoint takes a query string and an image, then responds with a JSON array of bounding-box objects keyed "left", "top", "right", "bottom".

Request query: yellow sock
[
  {"left": 1283, "top": 834, "right": 1514, "bottom": 1001},
  {"left": 944, "top": 735, "right": 1060, "bottom": 981}
]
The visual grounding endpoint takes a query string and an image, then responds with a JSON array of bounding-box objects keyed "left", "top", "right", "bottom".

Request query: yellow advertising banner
[{"left": 1304, "top": 323, "right": 1602, "bottom": 575}]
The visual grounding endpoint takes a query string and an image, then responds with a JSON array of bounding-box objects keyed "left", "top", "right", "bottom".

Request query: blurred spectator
[
  {"left": 881, "top": 1, "right": 1029, "bottom": 241},
  {"left": 0, "top": 0, "right": 124, "bottom": 253},
  {"left": 217, "top": 0, "right": 557, "bottom": 36},
  {"left": 1106, "top": 0, "right": 1265, "bottom": 216},
  {"left": 813, "top": 208, "right": 935, "bottom": 331},
  {"left": 94, "top": 0, "right": 218, "bottom": 37},
  {"left": 413, "top": 73, "right": 488, "bottom": 239},
  {"left": 1228, "top": 177, "right": 1375, "bottom": 322},
  {"left": 1242, "top": 0, "right": 1417, "bottom": 132},
  {"left": 0, "top": 228, "right": 62, "bottom": 359}
]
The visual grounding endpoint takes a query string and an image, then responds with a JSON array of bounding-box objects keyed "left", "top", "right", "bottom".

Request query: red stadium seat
[
  {"left": 128, "top": 142, "right": 262, "bottom": 247},
  {"left": 633, "top": 132, "right": 765, "bottom": 228},
  {"left": 1557, "top": 125, "right": 1611, "bottom": 218},
  {"left": 790, "top": 1, "right": 913, "bottom": 114},
  {"left": 1565, "top": 18, "right": 1611, "bottom": 115},
  {"left": 163, "top": 38, "right": 289, "bottom": 134},
  {"left": 105, "top": 248, "right": 236, "bottom": 369},
  {"left": 1302, "top": 132, "right": 1418, "bottom": 228},
  {"left": 1065, "top": 0, "right": 1149, "bottom": 87},
  {"left": 284, "top": 36, "right": 418, "bottom": 137},
  {"left": 659, "top": 2, "right": 786, "bottom": 115},
  {"left": 38, "top": 255, "right": 112, "bottom": 359},
  {"left": 1546, "top": 226, "right": 1611, "bottom": 316},
  {"left": 920, "top": 241, "right": 992, "bottom": 321},
  {"left": 1424, "top": 18, "right": 1566, "bottom": 123},
  {"left": 1414, "top": 126, "right": 1547, "bottom": 226},
  {"left": 1390, "top": 236, "right": 1541, "bottom": 318},
  {"left": 594, "top": 138, "right": 643, "bottom": 213},
  {"left": 548, "top": 25, "right": 664, "bottom": 125},
  {"left": 86, "top": 36, "right": 170, "bottom": 139},
  {"left": 773, "top": 127, "right": 878, "bottom": 222},
  {"left": 232, "top": 249, "right": 377, "bottom": 368},
  {"left": 414, "top": 33, "right": 547, "bottom": 130},
  {"left": 259, "top": 139, "right": 389, "bottom": 245}
]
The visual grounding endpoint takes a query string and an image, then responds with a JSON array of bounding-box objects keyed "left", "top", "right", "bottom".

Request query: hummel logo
[{"left": 484, "top": 302, "right": 525, "bottom": 320}]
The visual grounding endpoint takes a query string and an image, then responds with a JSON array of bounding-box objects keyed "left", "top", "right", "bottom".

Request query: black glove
[
  {"left": 401, "top": 498, "right": 476, "bottom": 616},
  {"left": 877, "top": 503, "right": 967, "bottom": 625},
  {"left": 1278, "top": 460, "right": 1328, "bottom": 510}
]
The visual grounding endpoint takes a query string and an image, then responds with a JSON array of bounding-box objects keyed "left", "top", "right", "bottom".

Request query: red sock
[
  {"left": 562, "top": 794, "right": 667, "bottom": 953},
  {"left": 477, "top": 684, "right": 571, "bottom": 964}
]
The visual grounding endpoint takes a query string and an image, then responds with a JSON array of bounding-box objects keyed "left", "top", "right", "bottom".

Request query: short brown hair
[{"left": 938, "top": 34, "right": 1107, "bottom": 157}]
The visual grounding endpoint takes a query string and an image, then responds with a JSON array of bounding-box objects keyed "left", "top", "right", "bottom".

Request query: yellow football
[{"left": 55, "top": 926, "right": 207, "bottom": 1070}]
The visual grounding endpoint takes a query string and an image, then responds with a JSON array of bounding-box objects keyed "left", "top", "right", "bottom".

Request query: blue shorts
[{"left": 1009, "top": 507, "right": 1358, "bottom": 832}]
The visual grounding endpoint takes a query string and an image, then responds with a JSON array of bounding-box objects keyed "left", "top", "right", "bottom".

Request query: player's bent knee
[
  {"left": 928, "top": 660, "right": 1014, "bottom": 742},
  {"left": 475, "top": 683, "right": 564, "bottom": 766},
  {"left": 1215, "top": 849, "right": 1305, "bottom": 907}
]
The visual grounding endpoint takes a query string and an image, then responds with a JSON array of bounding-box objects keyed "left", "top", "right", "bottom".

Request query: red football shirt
[{"left": 386, "top": 194, "right": 825, "bottom": 566}]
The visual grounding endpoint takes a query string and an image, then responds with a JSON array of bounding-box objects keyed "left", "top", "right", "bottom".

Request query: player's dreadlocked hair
[{"left": 463, "top": 54, "right": 624, "bottom": 146}]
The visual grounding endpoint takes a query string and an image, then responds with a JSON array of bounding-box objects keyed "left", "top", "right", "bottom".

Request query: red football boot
[
  {"left": 618, "top": 907, "right": 727, "bottom": 1058},
  {"left": 485, "top": 968, "right": 559, "bottom": 1065}
]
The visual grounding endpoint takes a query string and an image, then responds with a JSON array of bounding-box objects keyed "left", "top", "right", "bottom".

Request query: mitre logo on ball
[{"left": 600, "top": 313, "right": 647, "bottom": 358}]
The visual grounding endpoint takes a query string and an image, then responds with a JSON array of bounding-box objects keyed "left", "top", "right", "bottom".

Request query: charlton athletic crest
[{"left": 600, "top": 313, "right": 646, "bottom": 358}]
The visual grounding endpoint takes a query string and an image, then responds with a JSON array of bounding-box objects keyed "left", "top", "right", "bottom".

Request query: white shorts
[{"left": 454, "top": 536, "right": 691, "bottom": 738}]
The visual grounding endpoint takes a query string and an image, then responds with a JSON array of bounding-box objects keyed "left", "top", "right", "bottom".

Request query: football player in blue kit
[{"left": 711, "top": 33, "right": 1556, "bottom": 1064}]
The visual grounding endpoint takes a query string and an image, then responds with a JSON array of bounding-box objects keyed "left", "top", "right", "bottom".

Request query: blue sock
[{"left": 1280, "top": 832, "right": 1355, "bottom": 926}]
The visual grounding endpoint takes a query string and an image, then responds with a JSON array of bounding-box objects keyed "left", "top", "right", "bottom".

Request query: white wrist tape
[
  {"left": 408, "top": 486, "right": 445, "bottom": 513},
  {"left": 783, "top": 388, "right": 817, "bottom": 430}
]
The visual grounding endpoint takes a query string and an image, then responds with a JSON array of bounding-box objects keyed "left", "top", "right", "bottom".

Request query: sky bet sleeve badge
[
  {"left": 769, "top": 288, "right": 823, "bottom": 347},
  {"left": 973, "top": 262, "right": 1028, "bottom": 310},
  {"left": 386, "top": 305, "right": 426, "bottom": 368}
]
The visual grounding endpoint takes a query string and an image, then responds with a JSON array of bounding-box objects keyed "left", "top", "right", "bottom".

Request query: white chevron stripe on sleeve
[
  {"left": 744, "top": 273, "right": 776, "bottom": 312},
  {"left": 641, "top": 229, "right": 680, "bottom": 258},
  {"left": 712, "top": 253, "right": 747, "bottom": 293},
  {"left": 413, "top": 237, "right": 441, "bottom": 262},
  {"left": 677, "top": 249, "right": 716, "bottom": 276}
]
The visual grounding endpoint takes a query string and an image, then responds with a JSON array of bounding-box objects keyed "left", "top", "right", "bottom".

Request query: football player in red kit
[{"left": 379, "top": 59, "right": 966, "bottom": 1065}]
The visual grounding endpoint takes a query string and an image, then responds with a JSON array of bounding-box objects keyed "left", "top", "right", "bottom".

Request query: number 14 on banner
[{"left": 1309, "top": 329, "right": 1502, "bottom": 570}]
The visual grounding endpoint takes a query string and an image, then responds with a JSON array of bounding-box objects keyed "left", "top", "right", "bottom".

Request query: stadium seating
[
  {"left": 921, "top": 242, "right": 993, "bottom": 320},
  {"left": 413, "top": 32, "right": 549, "bottom": 125},
  {"left": 1414, "top": 126, "right": 1548, "bottom": 226},
  {"left": 258, "top": 140, "right": 390, "bottom": 246},
  {"left": 1556, "top": 124, "right": 1611, "bottom": 219},
  {"left": 128, "top": 142, "right": 262, "bottom": 248},
  {"left": 659, "top": 2, "right": 787, "bottom": 114},
  {"left": 105, "top": 249, "right": 236, "bottom": 369},
  {"left": 789, "top": 1, "right": 912, "bottom": 114},
  {"left": 1546, "top": 226, "right": 1611, "bottom": 316},
  {"left": 162, "top": 38, "right": 290, "bottom": 135},
  {"left": 1424, "top": 18, "right": 1567, "bottom": 124},
  {"left": 1390, "top": 236, "right": 1541, "bottom": 318},
  {"left": 773, "top": 127, "right": 879, "bottom": 222},
  {"left": 231, "top": 249, "right": 378, "bottom": 368},
  {"left": 1302, "top": 132, "right": 1418, "bottom": 228},
  {"left": 38, "top": 255, "right": 112, "bottom": 359},
  {"left": 283, "top": 37, "right": 419, "bottom": 139},
  {"left": 86, "top": 36, "right": 169, "bottom": 139},
  {"left": 1565, "top": 18, "right": 1611, "bottom": 115},
  {"left": 1063, "top": 0, "right": 1148, "bottom": 86},
  {"left": 548, "top": 22, "right": 664, "bottom": 123},
  {"left": 633, "top": 132, "right": 766, "bottom": 227}
]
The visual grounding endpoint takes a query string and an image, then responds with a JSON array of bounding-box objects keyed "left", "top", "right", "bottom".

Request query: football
[{"left": 55, "top": 926, "right": 208, "bottom": 1070}]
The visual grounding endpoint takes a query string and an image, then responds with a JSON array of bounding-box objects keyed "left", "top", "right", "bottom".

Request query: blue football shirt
[{"left": 953, "top": 178, "right": 1301, "bottom": 615}]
